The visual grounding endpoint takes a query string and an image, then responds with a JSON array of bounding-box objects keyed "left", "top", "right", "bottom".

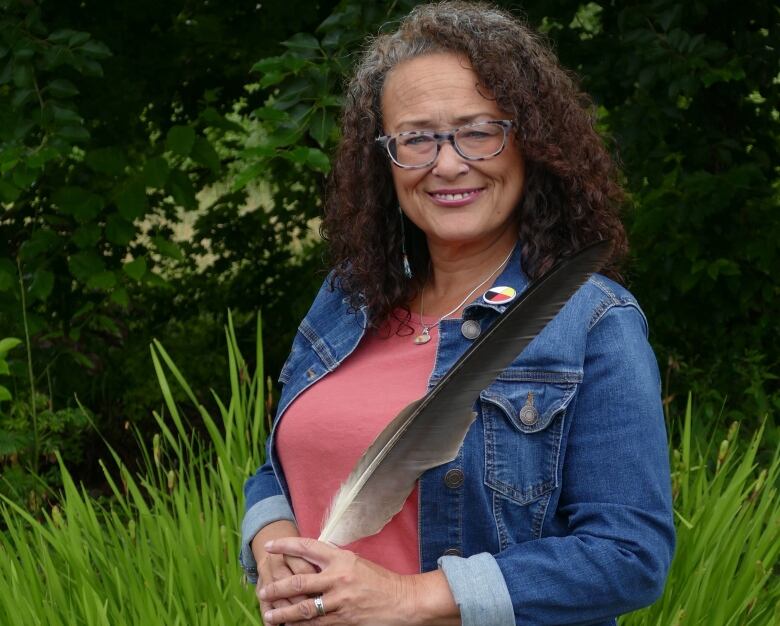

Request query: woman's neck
[{"left": 413, "top": 230, "right": 519, "bottom": 318}]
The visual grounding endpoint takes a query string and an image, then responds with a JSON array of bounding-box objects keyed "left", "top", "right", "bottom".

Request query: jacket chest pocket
[{"left": 480, "top": 370, "right": 580, "bottom": 505}]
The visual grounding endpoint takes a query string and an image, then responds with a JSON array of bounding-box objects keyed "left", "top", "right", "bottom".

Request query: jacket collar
[
  {"left": 462, "top": 241, "right": 529, "bottom": 318},
  {"left": 312, "top": 242, "right": 529, "bottom": 365}
]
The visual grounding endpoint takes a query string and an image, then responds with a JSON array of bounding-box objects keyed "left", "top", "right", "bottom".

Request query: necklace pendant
[{"left": 414, "top": 327, "right": 432, "bottom": 345}]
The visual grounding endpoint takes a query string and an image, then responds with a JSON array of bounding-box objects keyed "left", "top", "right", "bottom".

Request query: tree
[{"left": 0, "top": 0, "right": 341, "bottom": 490}]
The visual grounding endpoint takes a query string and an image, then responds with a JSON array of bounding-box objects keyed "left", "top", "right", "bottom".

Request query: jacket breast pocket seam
[{"left": 492, "top": 489, "right": 507, "bottom": 550}]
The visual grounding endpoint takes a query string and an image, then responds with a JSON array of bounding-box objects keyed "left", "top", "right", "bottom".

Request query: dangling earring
[{"left": 398, "top": 206, "right": 413, "bottom": 279}]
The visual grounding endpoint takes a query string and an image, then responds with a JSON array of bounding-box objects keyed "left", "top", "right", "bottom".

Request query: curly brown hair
[{"left": 322, "top": 1, "right": 628, "bottom": 327}]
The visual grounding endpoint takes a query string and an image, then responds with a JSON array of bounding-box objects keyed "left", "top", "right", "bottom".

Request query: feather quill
[{"left": 319, "top": 240, "right": 612, "bottom": 546}]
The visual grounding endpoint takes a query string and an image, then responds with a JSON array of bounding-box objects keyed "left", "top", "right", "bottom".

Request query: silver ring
[{"left": 313, "top": 594, "right": 326, "bottom": 617}]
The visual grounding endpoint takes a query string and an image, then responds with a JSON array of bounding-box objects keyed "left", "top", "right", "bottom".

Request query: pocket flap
[{"left": 480, "top": 369, "right": 581, "bottom": 433}]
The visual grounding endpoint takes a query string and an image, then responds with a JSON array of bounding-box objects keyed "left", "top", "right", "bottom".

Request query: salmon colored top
[{"left": 276, "top": 314, "right": 439, "bottom": 574}]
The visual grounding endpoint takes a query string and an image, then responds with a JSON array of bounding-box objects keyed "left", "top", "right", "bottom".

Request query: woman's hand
[
  {"left": 251, "top": 521, "right": 319, "bottom": 620},
  {"left": 259, "top": 538, "right": 461, "bottom": 625},
  {"left": 258, "top": 537, "right": 422, "bottom": 625}
]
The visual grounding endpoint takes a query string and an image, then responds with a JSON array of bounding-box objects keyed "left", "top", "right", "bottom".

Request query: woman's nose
[{"left": 432, "top": 142, "right": 469, "bottom": 178}]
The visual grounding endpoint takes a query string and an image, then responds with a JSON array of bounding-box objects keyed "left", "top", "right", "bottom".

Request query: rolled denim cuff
[
  {"left": 438, "top": 552, "right": 515, "bottom": 626},
  {"left": 240, "top": 495, "right": 296, "bottom": 583}
]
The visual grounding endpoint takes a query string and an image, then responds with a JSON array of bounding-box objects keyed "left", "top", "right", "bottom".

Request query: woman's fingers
[
  {"left": 256, "top": 578, "right": 291, "bottom": 615},
  {"left": 260, "top": 572, "right": 329, "bottom": 603},
  {"left": 284, "top": 553, "right": 319, "bottom": 575},
  {"left": 264, "top": 537, "right": 336, "bottom": 569},
  {"left": 280, "top": 554, "right": 319, "bottom": 607},
  {"left": 262, "top": 594, "right": 335, "bottom": 625},
  {"left": 258, "top": 552, "right": 309, "bottom": 610}
]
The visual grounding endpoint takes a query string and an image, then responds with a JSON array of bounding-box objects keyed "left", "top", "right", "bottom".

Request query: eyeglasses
[{"left": 376, "top": 120, "right": 513, "bottom": 169}]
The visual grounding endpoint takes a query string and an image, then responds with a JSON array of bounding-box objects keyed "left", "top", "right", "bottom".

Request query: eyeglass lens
[{"left": 390, "top": 122, "right": 506, "bottom": 167}]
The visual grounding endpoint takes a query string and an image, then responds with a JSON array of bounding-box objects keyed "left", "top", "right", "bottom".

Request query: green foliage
[
  {"left": 535, "top": 0, "right": 779, "bottom": 421},
  {"left": 0, "top": 313, "right": 268, "bottom": 624},
  {"left": 0, "top": 326, "right": 93, "bottom": 511},
  {"left": 0, "top": 336, "right": 20, "bottom": 402},
  {"left": 621, "top": 397, "right": 780, "bottom": 624},
  {"left": 0, "top": 393, "right": 92, "bottom": 507},
  {"left": 662, "top": 349, "right": 780, "bottom": 450},
  {"left": 0, "top": 0, "right": 342, "bottom": 495},
  {"left": 0, "top": 0, "right": 227, "bottom": 409},
  {"left": 237, "top": 0, "right": 417, "bottom": 184}
]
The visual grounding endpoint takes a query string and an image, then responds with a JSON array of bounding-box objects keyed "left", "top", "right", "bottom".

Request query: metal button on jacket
[
  {"left": 444, "top": 468, "right": 465, "bottom": 489},
  {"left": 460, "top": 319, "right": 481, "bottom": 340},
  {"left": 442, "top": 548, "right": 462, "bottom": 557},
  {"left": 519, "top": 391, "right": 539, "bottom": 426}
]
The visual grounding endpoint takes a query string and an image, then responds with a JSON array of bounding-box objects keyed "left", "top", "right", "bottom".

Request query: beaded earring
[{"left": 398, "top": 206, "right": 413, "bottom": 279}]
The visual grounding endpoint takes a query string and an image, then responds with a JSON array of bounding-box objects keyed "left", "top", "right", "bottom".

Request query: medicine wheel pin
[{"left": 483, "top": 286, "right": 517, "bottom": 305}]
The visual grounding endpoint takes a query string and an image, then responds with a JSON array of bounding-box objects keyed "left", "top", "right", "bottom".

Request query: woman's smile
[{"left": 426, "top": 187, "right": 485, "bottom": 207}]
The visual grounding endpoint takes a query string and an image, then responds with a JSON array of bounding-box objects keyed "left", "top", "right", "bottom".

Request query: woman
[{"left": 241, "top": 3, "right": 675, "bottom": 625}]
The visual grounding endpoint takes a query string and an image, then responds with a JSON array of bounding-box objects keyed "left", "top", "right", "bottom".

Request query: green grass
[
  {"left": 0, "top": 313, "right": 266, "bottom": 625},
  {"left": 621, "top": 398, "right": 780, "bottom": 625},
  {"left": 1, "top": 316, "right": 779, "bottom": 624}
]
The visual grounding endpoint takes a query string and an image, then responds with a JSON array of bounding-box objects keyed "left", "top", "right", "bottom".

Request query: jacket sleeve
[
  {"left": 439, "top": 303, "right": 675, "bottom": 625},
  {"left": 239, "top": 423, "right": 297, "bottom": 583}
]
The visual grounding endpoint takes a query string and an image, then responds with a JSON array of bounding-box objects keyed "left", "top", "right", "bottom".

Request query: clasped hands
[{"left": 256, "top": 536, "right": 419, "bottom": 625}]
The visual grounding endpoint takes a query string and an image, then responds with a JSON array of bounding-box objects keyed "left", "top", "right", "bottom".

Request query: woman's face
[{"left": 381, "top": 52, "right": 525, "bottom": 252}]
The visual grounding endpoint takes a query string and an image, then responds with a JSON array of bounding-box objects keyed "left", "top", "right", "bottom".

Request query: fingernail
[
  {"left": 264, "top": 541, "right": 273, "bottom": 550},
  {"left": 259, "top": 587, "right": 267, "bottom": 600},
  {"left": 264, "top": 610, "right": 273, "bottom": 622}
]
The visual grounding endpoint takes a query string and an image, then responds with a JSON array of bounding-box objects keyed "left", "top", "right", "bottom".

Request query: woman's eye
[
  {"left": 401, "top": 135, "right": 434, "bottom": 146},
  {"left": 462, "top": 131, "right": 490, "bottom": 139}
]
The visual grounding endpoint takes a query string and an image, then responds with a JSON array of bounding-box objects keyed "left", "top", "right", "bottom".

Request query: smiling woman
[{"left": 240, "top": 3, "right": 675, "bottom": 625}]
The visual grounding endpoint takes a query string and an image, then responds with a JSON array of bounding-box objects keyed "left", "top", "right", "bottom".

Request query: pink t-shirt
[{"left": 276, "top": 314, "right": 439, "bottom": 575}]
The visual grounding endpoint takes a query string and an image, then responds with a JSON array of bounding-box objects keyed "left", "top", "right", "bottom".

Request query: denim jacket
[{"left": 241, "top": 245, "right": 675, "bottom": 626}]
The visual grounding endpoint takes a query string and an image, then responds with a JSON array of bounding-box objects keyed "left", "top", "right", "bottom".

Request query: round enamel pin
[{"left": 482, "top": 286, "right": 517, "bottom": 305}]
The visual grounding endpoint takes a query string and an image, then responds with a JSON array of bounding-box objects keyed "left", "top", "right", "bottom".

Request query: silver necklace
[{"left": 413, "top": 247, "right": 514, "bottom": 345}]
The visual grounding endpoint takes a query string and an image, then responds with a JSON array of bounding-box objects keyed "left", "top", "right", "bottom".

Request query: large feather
[{"left": 319, "top": 240, "right": 612, "bottom": 546}]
